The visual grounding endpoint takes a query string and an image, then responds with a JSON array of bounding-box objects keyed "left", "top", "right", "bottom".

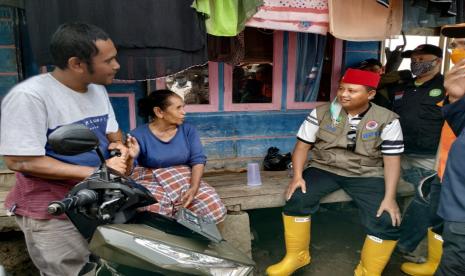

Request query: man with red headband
[{"left": 266, "top": 68, "right": 403, "bottom": 276}]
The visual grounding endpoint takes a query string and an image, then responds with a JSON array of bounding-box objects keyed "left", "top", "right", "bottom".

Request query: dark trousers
[
  {"left": 398, "top": 175, "right": 443, "bottom": 252},
  {"left": 436, "top": 221, "right": 465, "bottom": 276},
  {"left": 283, "top": 167, "right": 399, "bottom": 240}
]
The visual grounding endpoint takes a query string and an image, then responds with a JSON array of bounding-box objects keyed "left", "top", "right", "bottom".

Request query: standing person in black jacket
[{"left": 390, "top": 44, "right": 446, "bottom": 258}]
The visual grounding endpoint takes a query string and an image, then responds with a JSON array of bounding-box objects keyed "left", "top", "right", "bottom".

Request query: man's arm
[
  {"left": 291, "top": 140, "right": 313, "bottom": 180},
  {"left": 377, "top": 155, "right": 401, "bottom": 226},
  {"left": 107, "top": 129, "right": 123, "bottom": 144},
  {"left": 107, "top": 129, "right": 136, "bottom": 175},
  {"left": 382, "top": 155, "right": 401, "bottom": 200},
  {"left": 377, "top": 118, "right": 403, "bottom": 227},
  {"left": 4, "top": 154, "right": 128, "bottom": 180},
  {"left": 286, "top": 140, "right": 312, "bottom": 200},
  {"left": 4, "top": 155, "right": 95, "bottom": 180},
  {"left": 4, "top": 129, "right": 129, "bottom": 180},
  {"left": 286, "top": 109, "right": 319, "bottom": 200}
]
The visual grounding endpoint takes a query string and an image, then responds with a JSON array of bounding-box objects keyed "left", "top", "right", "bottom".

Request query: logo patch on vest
[
  {"left": 324, "top": 124, "right": 337, "bottom": 132},
  {"left": 365, "top": 120, "right": 379, "bottom": 130},
  {"left": 429, "top": 89, "right": 442, "bottom": 97},
  {"left": 362, "top": 131, "right": 379, "bottom": 140}
]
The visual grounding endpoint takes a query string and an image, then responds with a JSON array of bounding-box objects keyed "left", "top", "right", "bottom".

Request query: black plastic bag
[{"left": 263, "top": 147, "right": 292, "bottom": 171}]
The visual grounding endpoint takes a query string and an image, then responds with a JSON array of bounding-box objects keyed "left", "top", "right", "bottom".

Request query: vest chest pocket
[
  {"left": 360, "top": 128, "right": 383, "bottom": 157},
  {"left": 419, "top": 94, "right": 443, "bottom": 120},
  {"left": 316, "top": 125, "right": 339, "bottom": 145}
]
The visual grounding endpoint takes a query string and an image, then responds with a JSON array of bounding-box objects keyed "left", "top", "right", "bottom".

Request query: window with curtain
[{"left": 293, "top": 33, "right": 327, "bottom": 102}]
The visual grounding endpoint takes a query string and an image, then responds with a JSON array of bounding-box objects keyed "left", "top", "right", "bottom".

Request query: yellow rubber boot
[
  {"left": 354, "top": 235, "right": 397, "bottom": 276},
  {"left": 400, "top": 228, "right": 443, "bottom": 276},
  {"left": 266, "top": 214, "right": 311, "bottom": 276}
]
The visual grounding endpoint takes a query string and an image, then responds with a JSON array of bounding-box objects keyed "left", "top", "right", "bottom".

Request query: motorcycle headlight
[{"left": 134, "top": 238, "right": 253, "bottom": 276}]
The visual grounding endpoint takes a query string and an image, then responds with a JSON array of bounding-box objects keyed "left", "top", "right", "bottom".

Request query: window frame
[
  {"left": 285, "top": 32, "right": 343, "bottom": 110},
  {"left": 223, "top": 31, "right": 284, "bottom": 112},
  {"left": 155, "top": 62, "right": 220, "bottom": 113},
  {"left": 108, "top": 92, "right": 137, "bottom": 130}
]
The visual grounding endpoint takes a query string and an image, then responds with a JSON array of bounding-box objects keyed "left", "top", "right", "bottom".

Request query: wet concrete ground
[
  {"left": 250, "top": 204, "right": 414, "bottom": 276},
  {"left": 1, "top": 203, "right": 422, "bottom": 276}
]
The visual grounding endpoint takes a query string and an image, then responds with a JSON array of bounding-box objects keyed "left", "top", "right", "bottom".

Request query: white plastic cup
[{"left": 247, "top": 162, "right": 262, "bottom": 186}]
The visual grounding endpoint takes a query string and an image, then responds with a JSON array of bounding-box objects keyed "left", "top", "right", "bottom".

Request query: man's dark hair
[
  {"left": 358, "top": 58, "right": 383, "bottom": 70},
  {"left": 50, "top": 22, "right": 110, "bottom": 72},
  {"left": 363, "top": 85, "right": 377, "bottom": 92}
]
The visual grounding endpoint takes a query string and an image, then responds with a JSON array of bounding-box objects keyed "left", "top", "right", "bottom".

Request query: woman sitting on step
[{"left": 126, "top": 89, "right": 226, "bottom": 224}]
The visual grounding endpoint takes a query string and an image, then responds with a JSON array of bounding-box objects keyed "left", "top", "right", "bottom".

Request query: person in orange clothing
[{"left": 400, "top": 25, "right": 464, "bottom": 276}]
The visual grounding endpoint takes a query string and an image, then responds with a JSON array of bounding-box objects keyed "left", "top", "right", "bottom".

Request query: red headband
[{"left": 341, "top": 68, "right": 380, "bottom": 88}]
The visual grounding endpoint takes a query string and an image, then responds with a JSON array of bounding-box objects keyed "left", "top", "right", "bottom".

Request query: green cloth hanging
[{"left": 192, "top": 0, "right": 263, "bottom": 36}]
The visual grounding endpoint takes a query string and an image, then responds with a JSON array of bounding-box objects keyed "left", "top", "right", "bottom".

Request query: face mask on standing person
[
  {"left": 410, "top": 59, "right": 438, "bottom": 76},
  {"left": 401, "top": 44, "right": 443, "bottom": 77}
]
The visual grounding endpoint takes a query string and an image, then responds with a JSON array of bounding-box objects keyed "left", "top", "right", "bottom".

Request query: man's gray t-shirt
[{"left": 0, "top": 73, "right": 118, "bottom": 164}]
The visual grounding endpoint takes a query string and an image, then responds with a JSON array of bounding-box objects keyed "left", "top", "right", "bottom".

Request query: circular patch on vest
[
  {"left": 429, "top": 89, "right": 442, "bottom": 97},
  {"left": 366, "top": 120, "right": 379, "bottom": 130}
]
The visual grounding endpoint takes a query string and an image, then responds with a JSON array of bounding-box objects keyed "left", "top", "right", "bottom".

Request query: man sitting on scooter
[
  {"left": 0, "top": 23, "right": 129, "bottom": 276},
  {"left": 266, "top": 68, "right": 403, "bottom": 276}
]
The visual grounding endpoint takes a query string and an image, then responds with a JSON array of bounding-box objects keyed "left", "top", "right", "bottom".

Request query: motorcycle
[{"left": 46, "top": 124, "right": 255, "bottom": 276}]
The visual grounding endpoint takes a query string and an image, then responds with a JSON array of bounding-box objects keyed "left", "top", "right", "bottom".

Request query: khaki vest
[{"left": 311, "top": 103, "right": 399, "bottom": 177}]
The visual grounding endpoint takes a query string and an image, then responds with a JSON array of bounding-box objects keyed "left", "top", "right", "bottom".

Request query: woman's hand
[
  {"left": 126, "top": 134, "right": 140, "bottom": 160},
  {"left": 181, "top": 186, "right": 199, "bottom": 208}
]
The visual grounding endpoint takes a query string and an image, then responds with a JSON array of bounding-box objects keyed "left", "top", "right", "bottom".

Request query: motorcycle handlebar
[{"left": 48, "top": 189, "right": 98, "bottom": 215}]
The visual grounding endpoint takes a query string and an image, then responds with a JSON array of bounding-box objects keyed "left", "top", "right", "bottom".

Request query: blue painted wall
[
  {"left": 186, "top": 110, "right": 307, "bottom": 171},
  {"left": 106, "top": 82, "right": 147, "bottom": 134}
]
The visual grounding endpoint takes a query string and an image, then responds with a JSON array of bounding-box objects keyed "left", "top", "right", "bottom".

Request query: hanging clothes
[
  {"left": 245, "top": 0, "right": 329, "bottom": 35},
  {"left": 192, "top": 0, "right": 263, "bottom": 36},
  {"left": 24, "top": 0, "right": 208, "bottom": 80},
  {"left": 328, "top": 0, "right": 402, "bottom": 41}
]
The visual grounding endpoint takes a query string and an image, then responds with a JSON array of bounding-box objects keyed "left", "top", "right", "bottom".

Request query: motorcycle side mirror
[{"left": 48, "top": 124, "right": 100, "bottom": 155}]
